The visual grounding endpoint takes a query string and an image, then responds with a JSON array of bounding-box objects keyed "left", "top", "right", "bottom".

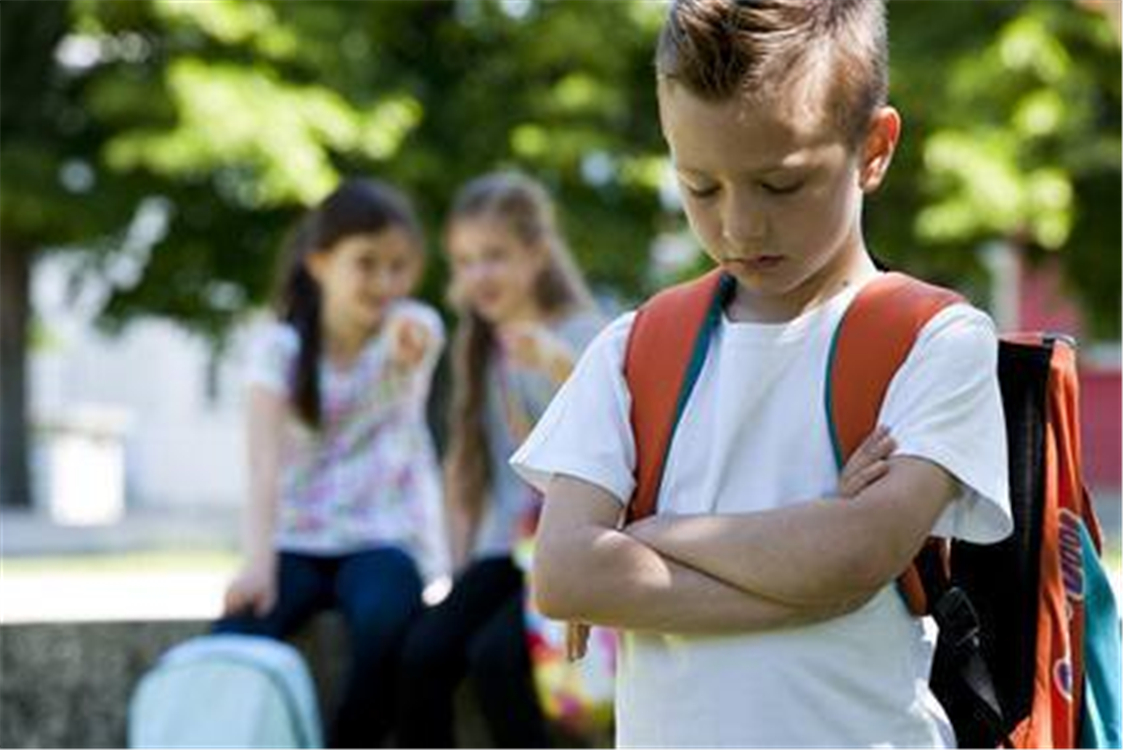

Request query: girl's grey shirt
[{"left": 472, "top": 309, "right": 604, "bottom": 560}]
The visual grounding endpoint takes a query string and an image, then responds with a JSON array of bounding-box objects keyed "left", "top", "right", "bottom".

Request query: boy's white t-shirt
[{"left": 510, "top": 274, "right": 1012, "bottom": 748}]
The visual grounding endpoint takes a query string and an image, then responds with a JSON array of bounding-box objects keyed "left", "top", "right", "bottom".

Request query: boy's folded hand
[{"left": 837, "top": 425, "right": 897, "bottom": 499}]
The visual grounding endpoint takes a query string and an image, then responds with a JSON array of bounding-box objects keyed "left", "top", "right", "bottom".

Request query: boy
[{"left": 510, "top": 0, "right": 1012, "bottom": 747}]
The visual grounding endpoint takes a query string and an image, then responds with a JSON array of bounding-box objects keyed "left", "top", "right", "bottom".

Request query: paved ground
[
  {"left": 1, "top": 568, "right": 231, "bottom": 624},
  {"left": 1, "top": 505, "right": 240, "bottom": 557},
  {"left": 1, "top": 506, "right": 239, "bottom": 623}
]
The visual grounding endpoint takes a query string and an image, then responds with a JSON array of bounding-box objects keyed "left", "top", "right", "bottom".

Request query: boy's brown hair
[{"left": 656, "top": 0, "right": 888, "bottom": 146}]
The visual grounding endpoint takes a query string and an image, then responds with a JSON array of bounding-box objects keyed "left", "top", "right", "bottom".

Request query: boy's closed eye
[
  {"left": 760, "top": 179, "right": 804, "bottom": 195},
  {"left": 683, "top": 182, "right": 720, "bottom": 199},
  {"left": 681, "top": 178, "right": 806, "bottom": 200}
]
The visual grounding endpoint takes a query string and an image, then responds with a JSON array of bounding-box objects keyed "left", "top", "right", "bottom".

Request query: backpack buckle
[{"left": 933, "top": 587, "right": 981, "bottom": 650}]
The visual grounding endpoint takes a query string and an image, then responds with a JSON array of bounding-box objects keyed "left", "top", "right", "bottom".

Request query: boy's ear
[{"left": 858, "top": 106, "right": 901, "bottom": 193}]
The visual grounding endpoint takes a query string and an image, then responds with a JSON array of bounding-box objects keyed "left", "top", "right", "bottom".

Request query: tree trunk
[{"left": 1, "top": 242, "right": 31, "bottom": 508}]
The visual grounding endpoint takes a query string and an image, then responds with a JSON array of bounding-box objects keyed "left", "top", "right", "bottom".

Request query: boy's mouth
[{"left": 725, "top": 255, "right": 785, "bottom": 272}]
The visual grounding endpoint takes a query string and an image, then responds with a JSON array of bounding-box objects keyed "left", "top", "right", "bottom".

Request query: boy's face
[{"left": 658, "top": 80, "right": 897, "bottom": 320}]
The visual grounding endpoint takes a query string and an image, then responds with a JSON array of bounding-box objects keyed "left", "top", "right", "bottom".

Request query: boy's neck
[{"left": 726, "top": 243, "right": 878, "bottom": 324}]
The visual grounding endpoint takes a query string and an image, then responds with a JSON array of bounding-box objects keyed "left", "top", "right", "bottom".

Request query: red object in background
[
  {"left": 1080, "top": 368, "right": 1122, "bottom": 487},
  {"left": 1017, "top": 258, "right": 1120, "bottom": 488},
  {"left": 1018, "top": 260, "right": 1084, "bottom": 335}
]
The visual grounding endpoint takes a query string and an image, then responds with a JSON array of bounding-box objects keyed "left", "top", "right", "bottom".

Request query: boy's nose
[
  {"left": 722, "top": 217, "right": 765, "bottom": 251},
  {"left": 722, "top": 194, "right": 766, "bottom": 250}
]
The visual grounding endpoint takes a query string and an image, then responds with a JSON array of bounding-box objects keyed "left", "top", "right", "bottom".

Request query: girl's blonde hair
[{"left": 445, "top": 171, "right": 595, "bottom": 522}]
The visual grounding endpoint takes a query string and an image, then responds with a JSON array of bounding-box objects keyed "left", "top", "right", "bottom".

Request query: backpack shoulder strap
[
  {"left": 623, "top": 268, "right": 733, "bottom": 523},
  {"left": 827, "top": 272, "right": 964, "bottom": 616},
  {"left": 826, "top": 271, "right": 965, "bottom": 466}
]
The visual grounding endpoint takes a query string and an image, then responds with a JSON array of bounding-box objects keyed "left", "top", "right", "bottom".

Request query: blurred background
[{"left": 0, "top": 1, "right": 1119, "bottom": 747}]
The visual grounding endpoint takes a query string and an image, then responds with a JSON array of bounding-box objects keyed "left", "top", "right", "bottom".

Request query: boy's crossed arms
[{"left": 533, "top": 426, "right": 957, "bottom": 638}]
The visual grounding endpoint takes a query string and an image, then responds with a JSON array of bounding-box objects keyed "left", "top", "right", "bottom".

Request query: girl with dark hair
[
  {"left": 395, "top": 171, "right": 604, "bottom": 748},
  {"left": 216, "top": 178, "right": 448, "bottom": 748}
]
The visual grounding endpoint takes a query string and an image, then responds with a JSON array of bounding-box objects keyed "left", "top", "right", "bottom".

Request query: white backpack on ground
[{"left": 129, "top": 633, "right": 323, "bottom": 748}]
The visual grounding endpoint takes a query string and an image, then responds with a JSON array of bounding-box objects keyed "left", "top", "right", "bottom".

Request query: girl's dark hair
[{"left": 273, "top": 178, "right": 423, "bottom": 428}]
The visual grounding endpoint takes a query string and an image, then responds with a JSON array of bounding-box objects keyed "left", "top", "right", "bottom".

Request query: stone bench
[{"left": 0, "top": 617, "right": 609, "bottom": 748}]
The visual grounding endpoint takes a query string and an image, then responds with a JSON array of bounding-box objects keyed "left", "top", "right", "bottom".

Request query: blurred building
[
  {"left": 30, "top": 255, "right": 250, "bottom": 519},
  {"left": 986, "top": 242, "right": 1121, "bottom": 495}
]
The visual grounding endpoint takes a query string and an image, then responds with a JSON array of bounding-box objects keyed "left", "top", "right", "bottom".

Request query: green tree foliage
[
  {"left": 876, "top": 1, "right": 1120, "bottom": 336},
  {"left": 6, "top": 0, "right": 1117, "bottom": 335},
  {"left": 55, "top": 0, "right": 668, "bottom": 337},
  {"left": 0, "top": 0, "right": 1118, "bottom": 507}
]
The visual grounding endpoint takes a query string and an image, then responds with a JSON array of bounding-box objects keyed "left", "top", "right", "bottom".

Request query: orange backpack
[{"left": 623, "top": 269, "right": 1120, "bottom": 748}]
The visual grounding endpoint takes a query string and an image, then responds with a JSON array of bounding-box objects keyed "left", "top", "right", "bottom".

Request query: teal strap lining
[
  {"left": 659, "top": 274, "right": 737, "bottom": 486},
  {"left": 824, "top": 314, "right": 847, "bottom": 472}
]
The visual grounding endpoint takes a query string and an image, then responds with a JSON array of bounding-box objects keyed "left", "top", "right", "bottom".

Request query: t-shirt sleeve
[
  {"left": 510, "top": 312, "right": 638, "bottom": 506},
  {"left": 879, "top": 303, "right": 1013, "bottom": 544},
  {"left": 244, "top": 321, "right": 299, "bottom": 397}
]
